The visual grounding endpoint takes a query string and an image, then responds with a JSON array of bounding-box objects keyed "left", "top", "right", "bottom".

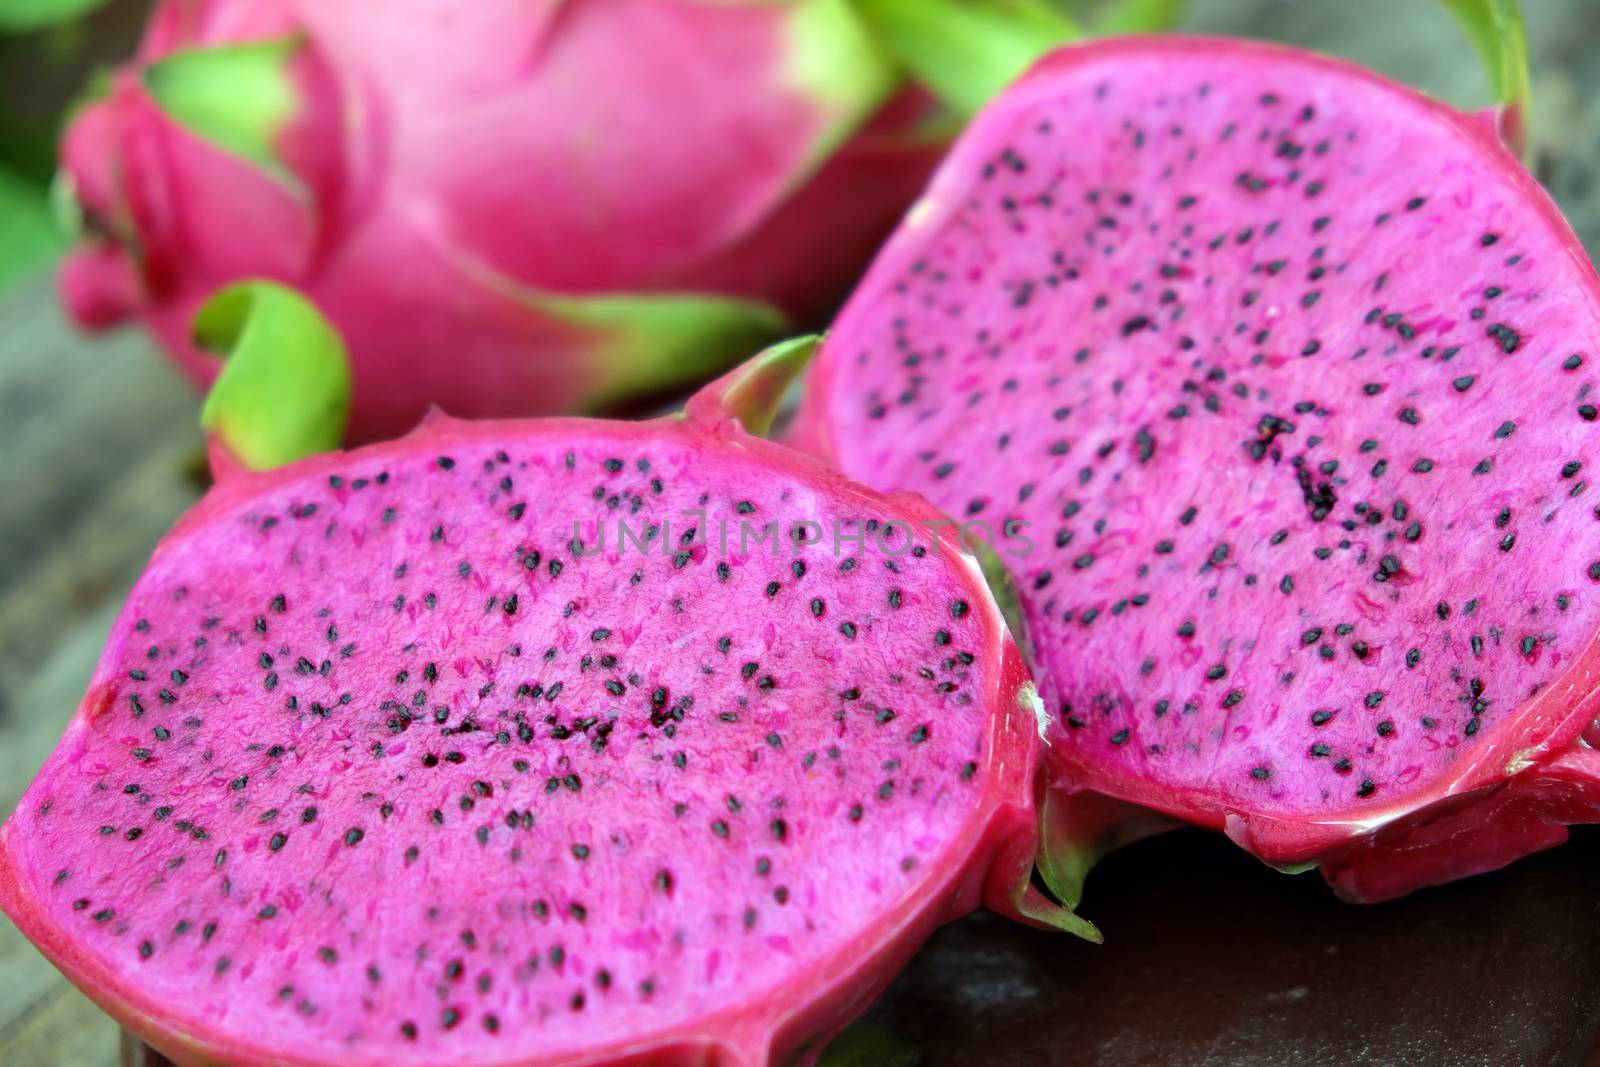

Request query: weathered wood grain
[{"left": 0, "top": 274, "right": 201, "bottom": 1061}]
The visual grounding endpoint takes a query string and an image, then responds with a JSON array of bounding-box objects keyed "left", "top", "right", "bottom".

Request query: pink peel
[{"left": 57, "top": 0, "right": 941, "bottom": 442}]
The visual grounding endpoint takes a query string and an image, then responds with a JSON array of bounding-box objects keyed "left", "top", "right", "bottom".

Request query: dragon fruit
[
  {"left": 0, "top": 289, "right": 1085, "bottom": 1065},
  {"left": 55, "top": 0, "right": 951, "bottom": 443},
  {"left": 793, "top": 35, "right": 1600, "bottom": 904}
]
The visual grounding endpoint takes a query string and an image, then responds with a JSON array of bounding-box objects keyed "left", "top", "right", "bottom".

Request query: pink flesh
[
  {"left": 0, "top": 419, "right": 1016, "bottom": 1066},
  {"left": 808, "top": 39, "right": 1600, "bottom": 834}
]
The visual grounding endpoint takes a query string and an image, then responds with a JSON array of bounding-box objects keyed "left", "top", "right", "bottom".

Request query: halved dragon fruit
[
  {"left": 0, "top": 299, "right": 1085, "bottom": 1066},
  {"left": 793, "top": 35, "right": 1600, "bottom": 903}
]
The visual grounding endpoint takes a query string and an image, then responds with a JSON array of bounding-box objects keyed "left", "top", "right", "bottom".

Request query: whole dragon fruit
[
  {"left": 793, "top": 35, "right": 1600, "bottom": 904},
  {"left": 0, "top": 287, "right": 1086, "bottom": 1066},
  {"left": 57, "top": 0, "right": 952, "bottom": 444}
]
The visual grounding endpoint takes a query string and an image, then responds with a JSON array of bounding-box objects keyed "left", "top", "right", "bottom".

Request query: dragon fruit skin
[
  {"left": 793, "top": 36, "right": 1600, "bottom": 902},
  {"left": 0, "top": 355, "right": 1074, "bottom": 1066},
  {"left": 57, "top": 0, "right": 942, "bottom": 444}
]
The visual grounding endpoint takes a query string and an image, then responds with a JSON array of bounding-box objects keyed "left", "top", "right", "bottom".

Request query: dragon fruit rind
[
  {"left": 794, "top": 36, "right": 1600, "bottom": 902},
  {"left": 57, "top": 0, "right": 945, "bottom": 443},
  {"left": 0, "top": 349, "right": 1080, "bottom": 1066}
]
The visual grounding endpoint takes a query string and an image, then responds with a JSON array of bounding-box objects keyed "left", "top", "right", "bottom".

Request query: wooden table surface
[{"left": 3, "top": 2, "right": 1599, "bottom": 1065}]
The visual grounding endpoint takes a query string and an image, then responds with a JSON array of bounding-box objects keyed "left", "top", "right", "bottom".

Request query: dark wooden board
[{"left": 855, "top": 828, "right": 1600, "bottom": 1066}]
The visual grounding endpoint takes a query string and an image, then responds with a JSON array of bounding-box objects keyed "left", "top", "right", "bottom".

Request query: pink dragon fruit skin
[
  {"left": 0, "top": 337, "right": 1085, "bottom": 1066},
  {"left": 58, "top": 0, "right": 942, "bottom": 444},
  {"left": 793, "top": 36, "right": 1600, "bottom": 903}
]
